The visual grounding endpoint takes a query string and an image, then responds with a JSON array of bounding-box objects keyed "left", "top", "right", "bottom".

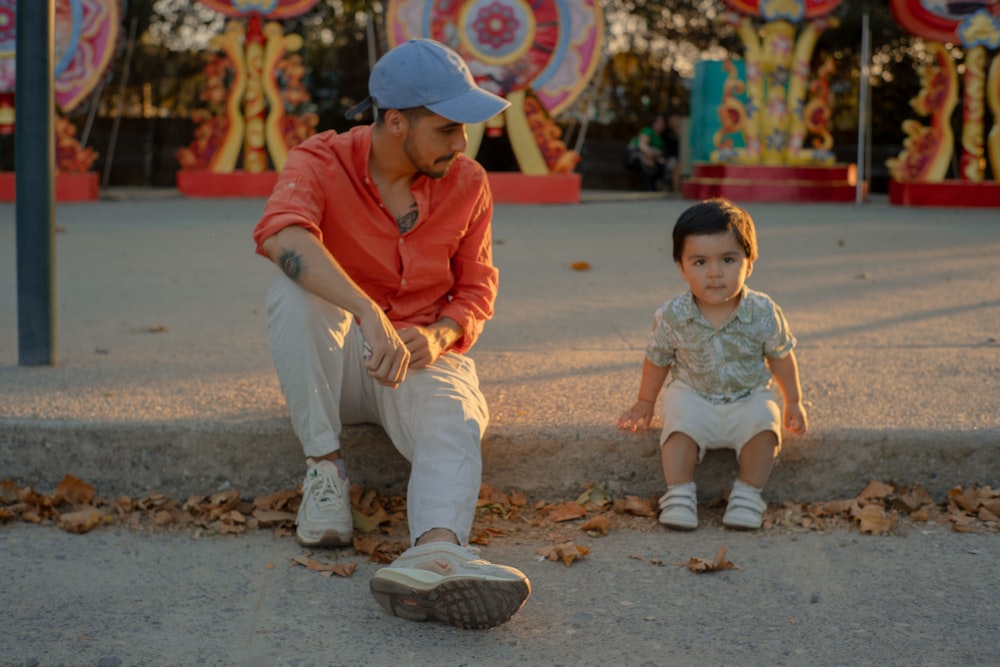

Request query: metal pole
[
  {"left": 15, "top": 0, "right": 57, "bottom": 366},
  {"left": 855, "top": 11, "right": 871, "bottom": 207},
  {"left": 102, "top": 15, "right": 138, "bottom": 188},
  {"left": 366, "top": 11, "right": 377, "bottom": 69}
]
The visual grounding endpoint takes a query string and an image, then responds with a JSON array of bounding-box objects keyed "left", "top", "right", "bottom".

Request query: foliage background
[{"left": 11, "top": 0, "right": 924, "bottom": 190}]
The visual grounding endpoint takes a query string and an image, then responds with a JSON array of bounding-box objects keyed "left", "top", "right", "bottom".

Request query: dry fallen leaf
[
  {"left": 580, "top": 514, "right": 611, "bottom": 536},
  {"left": 54, "top": 475, "right": 97, "bottom": 507},
  {"left": 352, "top": 505, "right": 391, "bottom": 533},
  {"left": 58, "top": 507, "right": 105, "bottom": 534},
  {"left": 949, "top": 486, "right": 985, "bottom": 514},
  {"left": 576, "top": 482, "right": 610, "bottom": 508},
  {"left": 352, "top": 535, "right": 406, "bottom": 564},
  {"left": 621, "top": 495, "right": 656, "bottom": 517},
  {"left": 678, "top": 543, "right": 738, "bottom": 573},
  {"left": 254, "top": 489, "right": 299, "bottom": 513},
  {"left": 291, "top": 553, "right": 358, "bottom": 578},
  {"left": 857, "top": 480, "right": 895, "bottom": 501},
  {"left": 547, "top": 502, "right": 587, "bottom": 523},
  {"left": 0, "top": 480, "right": 22, "bottom": 504},
  {"left": 538, "top": 541, "right": 590, "bottom": 567},
  {"left": 252, "top": 509, "right": 297, "bottom": 525},
  {"left": 819, "top": 499, "right": 856, "bottom": 516},
  {"left": 854, "top": 504, "right": 894, "bottom": 535},
  {"left": 895, "top": 483, "right": 934, "bottom": 512}
]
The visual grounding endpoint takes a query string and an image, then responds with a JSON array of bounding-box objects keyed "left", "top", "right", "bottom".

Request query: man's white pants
[{"left": 267, "top": 276, "right": 488, "bottom": 546}]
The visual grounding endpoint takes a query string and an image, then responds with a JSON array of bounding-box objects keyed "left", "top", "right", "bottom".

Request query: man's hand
[
  {"left": 359, "top": 310, "right": 410, "bottom": 388},
  {"left": 398, "top": 319, "right": 461, "bottom": 370}
]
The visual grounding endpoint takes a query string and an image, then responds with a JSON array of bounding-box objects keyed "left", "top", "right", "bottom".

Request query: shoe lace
[{"left": 302, "top": 466, "right": 347, "bottom": 513}]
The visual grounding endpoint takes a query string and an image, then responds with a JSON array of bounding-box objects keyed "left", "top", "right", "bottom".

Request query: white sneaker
[
  {"left": 723, "top": 483, "right": 767, "bottom": 530},
  {"left": 295, "top": 458, "right": 353, "bottom": 548},
  {"left": 370, "top": 542, "right": 531, "bottom": 630},
  {"left": 658, "top": 484, "right": 698, "bottom": 530}
]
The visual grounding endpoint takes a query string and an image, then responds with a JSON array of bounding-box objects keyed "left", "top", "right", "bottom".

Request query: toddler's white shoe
[
  {"left": 723, "top": 482, "right": 767, "bottom": 530},
  {"left": 658, "top": 483, "right": 698, "bottom": 530}
]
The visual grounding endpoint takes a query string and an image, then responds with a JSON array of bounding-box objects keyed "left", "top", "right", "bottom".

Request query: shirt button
[
  {"left": 399, "top": 238, "right": 404, "bottom": 245},
  {"left": 401, "top": 278, "right": 407, "bottom": 286}
]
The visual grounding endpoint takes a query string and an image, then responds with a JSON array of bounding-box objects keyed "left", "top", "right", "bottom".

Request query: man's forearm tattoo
[
  {"left": 397, "top": 208, "right": 418, "bottom": 234},
  {"left": 278, "top": 248, "right": 304, "bottom": 280}
]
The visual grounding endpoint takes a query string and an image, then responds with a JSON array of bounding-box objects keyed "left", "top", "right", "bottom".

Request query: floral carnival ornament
[
  {"left": 385, "top": 0, "right": 605, "bottom": 177},
  {"left": 713, "top": 0, "right": 845, "bottom": 166},
  {"left": 176, "top": 0, "right": 320, "bottom": 179},
  {"left": 0, "top": 0, "right": 120, "bottom": 201},
  {"left": 888, "top": 0, "right": 1000, "bottom": 188}
]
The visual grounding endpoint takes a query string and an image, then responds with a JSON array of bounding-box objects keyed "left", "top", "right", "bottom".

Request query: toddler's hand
[
  {"left": 616, "top": 402, "right": 654, "bottom": 432},
  {"left": 784, "top": 402, "right": 808, "bottom": 435}
]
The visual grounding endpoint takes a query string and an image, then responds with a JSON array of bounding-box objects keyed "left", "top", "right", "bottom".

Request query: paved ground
[
  {"left": 2, "top": 192, "right": 998, "bottom": 502},
  {"left": 2, "top": 518, "right": 999, "bottom": 666},
  {"left": 1, "top": 191, "right": 999, "bottom": 665}
]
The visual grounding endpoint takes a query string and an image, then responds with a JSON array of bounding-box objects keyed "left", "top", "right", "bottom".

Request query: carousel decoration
[
  {"left": 175, "top": 0, "right": 320, "bottom": 197},
  {"left": 385, "top": 0, "right": 605, "bottom": 202},
  {"left": 886, "top": 0, "right": 1000, "bottom": 207},
  {"left": 0, "top": 0, "right": 121, "bottom": 201},
  {"left": 684, "top": 0, "right": 858, "bottom": 202}
]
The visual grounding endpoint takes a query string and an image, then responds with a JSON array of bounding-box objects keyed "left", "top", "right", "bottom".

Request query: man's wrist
[{"left": 430, "top": 318, "right": 462, "bottom": 348}]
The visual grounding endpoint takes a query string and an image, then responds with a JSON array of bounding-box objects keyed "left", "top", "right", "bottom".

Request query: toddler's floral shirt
[{"left": 645, "top": 286, "right": 795, "bottom": 404}]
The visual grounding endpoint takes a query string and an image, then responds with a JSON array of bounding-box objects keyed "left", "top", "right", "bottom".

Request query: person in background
[
  {"left": 660, "top": 112, "right": 682, "bottom": 193},
  {"left": 626, "top": 114, "right": 668, "bottom": 191},
  {"left": 253, "top": 38, "right": 530, "bottom": 630}
]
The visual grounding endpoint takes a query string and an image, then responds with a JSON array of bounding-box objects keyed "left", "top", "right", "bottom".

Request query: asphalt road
[{"left": 2, "top": 518, "right": 998, "bottom": 667}]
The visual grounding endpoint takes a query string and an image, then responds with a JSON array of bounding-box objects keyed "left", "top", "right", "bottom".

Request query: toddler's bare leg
[
  {"left": 737, "top": 431, "right": 779, "bottom": 488},
  {"left": 661, "top": 432, "right": 699, "bottom": 486}
]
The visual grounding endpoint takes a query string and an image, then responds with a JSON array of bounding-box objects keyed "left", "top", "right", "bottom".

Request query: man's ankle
[
  {"left": 310, "top": 453, "right": 346, "bottom": 479},
  {"left": 415, "top": 527, "right": 459, "bottom": 546}
]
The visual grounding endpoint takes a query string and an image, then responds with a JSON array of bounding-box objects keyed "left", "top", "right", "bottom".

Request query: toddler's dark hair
[{"left": 672, "top": 198, "right": 758, "bottom": 263}]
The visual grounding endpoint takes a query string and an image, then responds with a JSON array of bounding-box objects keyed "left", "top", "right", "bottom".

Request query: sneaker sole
[
  {"left": 659, "top": 518, "right": 698, "bottom": 531},
  {"left": 295, "top": 528, "right": 352, "bottom": 548},
  {"left": 722, "top": 516, "right": 762, "bottom": 530},
  {"left": 658, "top": 510, "right": 698, "bottom": 531},
  {"left": 370, "top": 575, "right": 530, "bottom": 630}
]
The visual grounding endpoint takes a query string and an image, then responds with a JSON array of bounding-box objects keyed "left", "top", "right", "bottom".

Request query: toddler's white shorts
[{"left": 659, "top": 380, "right": 782, "bottom": 461}]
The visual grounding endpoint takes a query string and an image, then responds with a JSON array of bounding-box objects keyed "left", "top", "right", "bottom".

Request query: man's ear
[{"left": 383, "top": 109, "right": 407, "bottom": 135}]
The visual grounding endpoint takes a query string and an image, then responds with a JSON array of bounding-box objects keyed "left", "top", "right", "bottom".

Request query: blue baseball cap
[{"left": 345, "top": 39, "right": 510, "bottom": 124}]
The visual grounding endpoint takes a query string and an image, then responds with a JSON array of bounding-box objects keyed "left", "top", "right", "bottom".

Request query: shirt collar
[{"left": 681, "top": 285, "right": 752, "bottom": 324}]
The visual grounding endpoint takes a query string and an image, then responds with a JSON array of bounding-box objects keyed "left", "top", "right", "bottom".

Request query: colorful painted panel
[
  {"left": 197, "top": 0, "right": 320, "bottom": 19},
  {"left": 889, "top": 0, "right": 1000, "bottom": 48},
  {"left": 386, "top": 0, "right": 603, "bottom": 116},
  {"left": 722, "top": 0, "right": 844, "bottom": 22},
  {"left": 0, "top": 0, "right": 121, "bottom": 112}
]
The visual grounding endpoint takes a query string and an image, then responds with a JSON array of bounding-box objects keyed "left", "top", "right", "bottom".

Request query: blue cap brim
[{"left": 426, "top": 87, "right": 511, "bottom": 124}]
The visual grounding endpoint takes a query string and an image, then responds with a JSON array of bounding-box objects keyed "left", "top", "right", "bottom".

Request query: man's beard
[{"left": 403, "top": 134, "right": 454, "bottom": 179}]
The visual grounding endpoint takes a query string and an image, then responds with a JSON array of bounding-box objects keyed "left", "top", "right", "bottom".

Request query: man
[{"left": 253, "top": 39, "right": 530, "bottom": 630}]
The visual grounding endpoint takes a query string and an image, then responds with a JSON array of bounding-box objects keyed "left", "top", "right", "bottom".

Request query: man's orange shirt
[{"left": 253, "top": 125, "right": 498, "bottom": 354}]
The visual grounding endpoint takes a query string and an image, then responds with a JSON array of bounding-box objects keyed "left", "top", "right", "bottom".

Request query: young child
[{"left": 617, "top": 198, "right": 807, "bottom": 530}]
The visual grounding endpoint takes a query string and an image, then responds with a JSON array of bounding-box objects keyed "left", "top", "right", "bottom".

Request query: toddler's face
[{"left": 676, "top": 231, "right": 753, "bottom": 313}]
